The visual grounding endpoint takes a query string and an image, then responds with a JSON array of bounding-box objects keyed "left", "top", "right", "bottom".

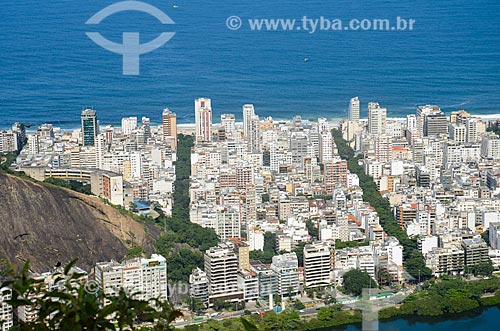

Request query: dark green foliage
[
  {"left": 482, "top": 230, "right": 490, "bottom": 246},
  {"left": 486, "top": 126, "right": 500, "bottom": 136},
  {"left": 405, "top": 252, "right": 433, "bottom": 282},
  {"left": 0, "top": 152, "right": 17, "bottom": 172},
  {"left": 44, "top": 177, "right": 92, "bottom": 195},
  {"left": 263, "top": 232, "right": 277, "bottom": 253},
  {"left": 161, "top": 248, "right": 204, "bottom": 284},
  {"left": 293, "top": 300, "right": 305, "bottom": 310},
  {"left": 342, "top": 269, "right": 377, "bottom": 296},
  {"left": 334, "top": 240, "right": 369, "bottom": 250},
  {"left": 155, "top": 135, "right": 219, "bottom": 283},
  {"left": 465, "top": 261, "right": 494, "bottom": 277},
  {"left": 260, "top": 310, "right": 302, "bottom": 331},
  {"left": 304, "top": 308, "right": 362, "bottom": 330},
  {"left": 293, "top": 242, "right": 307, "bottom": 267},
  {"left": 249, "top": 250, "right": 275, "bottom": 264},
  {"left": 376, "top": 268, "right": 394, "bottom": 286},
  {"left": 126, "top": 246, "right": 143, "bottom": 258},
  {"left": 380, "top": 277, "right": 500, "bottom": 318},
  {"left": 305, "top": 220, "right": 318, "bottom": 240}
]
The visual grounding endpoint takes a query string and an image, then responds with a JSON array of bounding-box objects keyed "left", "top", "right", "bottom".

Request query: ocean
[{"left": 0, "top": 0, "right": 499, "bottom": 129}]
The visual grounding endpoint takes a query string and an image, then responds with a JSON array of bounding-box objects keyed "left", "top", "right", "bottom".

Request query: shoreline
[{"left": 11, "top": 112, "right": 500, "bottom": 133}]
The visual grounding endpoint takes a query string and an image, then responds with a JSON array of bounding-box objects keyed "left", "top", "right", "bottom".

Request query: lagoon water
[
  {"left": 341, "top": 307, "right": 500, "bottom": 331},
  {"left": 0, "top": 0, "right": 499, "bottom": 128}
]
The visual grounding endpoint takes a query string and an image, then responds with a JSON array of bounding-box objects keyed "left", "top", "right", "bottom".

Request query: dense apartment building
[
  {"left": 303, "top": 242, "right": 334, "bottom": 288},
  {"left": 189, "top": 268, "right": 209, "bottom": 307},
  {"left": 462, "top": 238, "right": 490, "bottom": 267},
  {"left": 425, "top": 248, "right": 465, "bottom": 275},
  {"left": 0, "top": 288, "right": 12, "bottom": 331},
  {"left": 204, "top": 243, "right": 242, "bottom": 303},
  {"left": 271, "top": 253, "right": 300, "bottom": 296},
  {"left": 162, "top": 108, "right": 177, "bottom": 150},
  {"left": 90, "top": 170, "right": 125, "bottom": 206},
  {"left": 323, "top": 160, "right": 348, "bottom": 194},
  {"left": 94, "top": 254, "right": 168, "bottom": 304}
]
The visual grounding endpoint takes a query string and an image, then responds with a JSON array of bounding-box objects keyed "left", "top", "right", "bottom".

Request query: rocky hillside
[{"left": 0, "top": 173, "right": 156, "bottom": 273}]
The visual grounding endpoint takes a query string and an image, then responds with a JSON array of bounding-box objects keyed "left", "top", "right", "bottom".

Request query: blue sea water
[
  {"left": 340, "top": 307, "right": 500, "bottom": 331},
  {"left": 0, "top": 0, "right": 499, "bottom": 129}
]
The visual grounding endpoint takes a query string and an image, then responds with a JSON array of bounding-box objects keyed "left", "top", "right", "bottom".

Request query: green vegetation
[
  {"left": 404, "top": 252, "right": 433, "bottom": 282},
  {"left": 379, "top": 277, "right": 500, "bottom": 318},
  {"left": 249, "top": 250, "right": 275, "bottom": 264},
  {"left": 464, "top": 261, "right": 494, "bottom": 277},
  {"left": 332, "top": 129, "right": 432, "bottom": 280},
  {"left": 486, "top": 126, "right": 500, "bottom": 136},
  {"left": 126, "top": 246, "right": 144, "bottom": 259},
  {"left": 154, "top": 134, "right": 219, "bottom": 283},
  {"left": 482, "top": 230, "right": 490, "bottom": 246},
  {"left": 0, "top": 260, "right": 181, "bottom": 331},
  {"left": 0, "top": 152, "right": 17, "bottom": 172},
  {"left": 293, "top": 242, "right": 307, "bottom": 267},
  {"left": 334, "top": 239, "right": 369, "bottom": 250},
  {"left": 157, "top": 246, "right": 204, "bottom": 283},
  {"left": 342, "top": 269, "right": 377, "bottom": 296},
  {"left": 249, "top": 232, "right": 278, "bottom": 264},
  {"left": 293, "top": 300, "right": 305, "bottom": 310},
  {"left": 305, "top": 220, "right": 318, "bottom": 240},
  {"left": 263, "top": 232, "right": 277, "bottom": 253},
  {"left": 44, "top": 177, "right": 92, "bottom": 195}
]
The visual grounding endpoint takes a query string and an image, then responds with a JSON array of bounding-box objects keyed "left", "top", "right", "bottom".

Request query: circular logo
[{"left": 226, "top": 16, "right": 243, "bottom": 30}]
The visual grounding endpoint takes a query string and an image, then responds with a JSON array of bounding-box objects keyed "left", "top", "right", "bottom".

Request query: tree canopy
[{"left": 342, "top": 269, "right": 377, "bottom": 296}]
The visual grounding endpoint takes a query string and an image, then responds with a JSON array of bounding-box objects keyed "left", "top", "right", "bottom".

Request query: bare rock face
[{"left": 0, "top": 174, "right": 155, "bottom": 273}]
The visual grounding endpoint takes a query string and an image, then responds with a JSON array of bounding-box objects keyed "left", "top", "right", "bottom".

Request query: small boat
[{"left": 304, "top": 57, "right": 310, "bottom": 62}]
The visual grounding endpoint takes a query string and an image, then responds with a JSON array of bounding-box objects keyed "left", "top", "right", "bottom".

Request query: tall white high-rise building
[
  {"left": 195, "top": 98, "right": 213, "bottom": 144},
  {"left": 204, "top": 243, "right": 241, "bottom": 301},
  {"left": 319, "top": 130, "right": 334, "bottom": 164},
  {"left": 271, "top": 253, "right": 300, "bottom": 296},
  {"left": 121, "top": 117, "right": 138, "bottom": 135},
  {"left": 248, "top": 226, "right": 264, "bottom": 251},
  {"left": 349, "top": 97, "right": 360, "bottom": 122},
  {"left": 368, "top": 103, "right": 387, "bottom": 135},
  {"left": 221, "top": 114, "right": 236, "bottom": 140},
  {"left": 247, "top": 114, "right": 261, "bottom": 153},
  {"left": 243, "top": 104, "right": 255, "bottom": 139},
  {"left": 407, "top": 114, "right": 417, "bottom": 131},
  {"left": 130, "top": 152, "right": 143, "bottom": 179},
  {"left": 216, "top": 206, "right": 241, "bottom": 241},
  {"left": 466, "top": 117, "right": 486, "bottom": 143},
  {"left": 94, "top": 254, "right": 168, "bottom": 304},
  {"left": 318, "top": 118, "right": 330, "bottom": 134},
  {"left": 303, "top": 242, "right": 334, "bottom": 288},
  {"left": 0, "top": 288, "right": 13, "bottom": 331}
]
